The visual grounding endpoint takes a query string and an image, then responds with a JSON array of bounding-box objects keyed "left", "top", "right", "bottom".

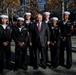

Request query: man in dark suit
[
  {"left": 12, "top": 17, "right": 29, "bottom": 71},
  {"left": 32, "top": 14, "right": 50, "bottom": 69},
  {"left": 0, "top": 15, "right": 12, "bottom": 74},
  {"left": 59, "top": 11, "right": 74, "bottom": 69}
]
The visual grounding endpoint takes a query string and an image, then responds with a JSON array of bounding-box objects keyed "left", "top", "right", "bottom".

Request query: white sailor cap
[
  {"left": 17, "top": 17, "right": 24, "bottom": 21},
  {"left": 43, "top": 12, "right": 50, "bottom": 15},
  {"left": 0, "top": 15, "right": 8, "bottom": 18},
  {"left": 51, "top": 17, "right": 58, "bottom": 21},
  {"left": 62, "top": 11, "right": 70, "bottom": 15},
  {"left": 24, "top": 12, "right": 31, "bottom": 15}
]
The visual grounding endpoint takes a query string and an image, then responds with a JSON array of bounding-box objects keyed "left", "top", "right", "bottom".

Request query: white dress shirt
[{"left": 37, "top": 22, "right": 42, "bottom": 28}]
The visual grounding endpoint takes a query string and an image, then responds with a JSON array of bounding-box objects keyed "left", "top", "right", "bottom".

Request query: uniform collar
[{"left": 2, "top": 24, "right": 7, "bottom": 29}]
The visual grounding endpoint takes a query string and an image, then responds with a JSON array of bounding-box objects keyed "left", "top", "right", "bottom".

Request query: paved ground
[
  {"left": 72, "top": 36, "right": 76, "bottom": 48},
  {"left": 2, "top": 36, "right": 76, "bottom": 75}
]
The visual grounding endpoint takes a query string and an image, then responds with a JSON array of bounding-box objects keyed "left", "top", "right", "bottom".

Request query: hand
[
  {"left": 30, "top": 42, "right": 32, "bottom": 46},
  {"left": 20, "top": 43, "right": 24, "bottom": 47},
  {"left": 47, "top": 41, "right": 50, "bottom": 45},
  {"left": 50, "top": 42, "right": 54, "bottom": 46},
  {"left": 67, "top": 34, "right": 71, "bottom": 36},
  {"left": 3, "top": 42, "right": 8, "bottom": 46},
  {"left": 18, "top": 42, "right": 24, "bottom": 47},
  {"left": 62, "top": 39, "right": 66, "bottom": 41}
]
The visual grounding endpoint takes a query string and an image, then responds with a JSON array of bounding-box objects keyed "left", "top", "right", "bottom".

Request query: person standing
[
  {"left": 32, "top": 14, "right": 50, "bottom": 69},
  {"left": 59, "top": 11, "right": 74, "bottom": 69},
  {"left": 43, "top": 12, "right": 51, "bottom": 64},
  {"left": 0, "top": 15, "right": 12, "bottom": 74},
  {"left": 49, "top": 17, "right": 61, "bottom": 69},
  {"left": 24, "top": 12, "right": 32, "bottom": 32},
  {"left": 12, "top": 17, "right": 29, "bottom": 71},
  {"left": 43, "top": 12, "right": 51, "bottom": 24},
  {"left": 24, "top": 12, "right": 33, "bottom": 66}
]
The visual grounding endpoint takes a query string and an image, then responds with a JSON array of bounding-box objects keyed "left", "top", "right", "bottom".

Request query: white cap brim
[
  {"left": 62, "top": 11, "right": 70, "bottom": 15},
  {"left": 24, "top": 12, "right": 31, "bottom": 15},
  {"left": 0, "top": 15, "right": 8, "bottom": 18},
  {"left": 17, "top": 17, "right": 24, "bottom": 21},
  {"left": 51, "top": 17, "right": 58, "bottom": 20},
  {"left": 43, "top": 12, "right": 50, "bottom": 15}
]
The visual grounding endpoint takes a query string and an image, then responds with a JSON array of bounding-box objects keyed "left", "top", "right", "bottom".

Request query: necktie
[{"left": 38, "top": 22, "right": 40, "bottom": 31}]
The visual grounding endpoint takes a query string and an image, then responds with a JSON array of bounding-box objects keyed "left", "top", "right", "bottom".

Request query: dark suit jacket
[
  {"left": 43, "top": 20, "right": 52, "bottom": 28},
  {"left": 32, "top": 22, "right": 50, "bottom": 47}
]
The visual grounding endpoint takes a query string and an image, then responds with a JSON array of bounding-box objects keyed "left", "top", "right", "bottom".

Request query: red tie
[{"left": 38, "top": 22, "right": 40, "bottom": 31}]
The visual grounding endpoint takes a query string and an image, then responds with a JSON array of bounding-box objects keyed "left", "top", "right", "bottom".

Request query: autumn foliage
[{"left": 0, "top": 0, "right": 76, "bottom": 18}]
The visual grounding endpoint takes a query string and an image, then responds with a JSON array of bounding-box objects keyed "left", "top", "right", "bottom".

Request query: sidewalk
[
  {"left": 2, "top": 36, "right": 76, "bottom": 75},
  {"left": 72, "top": 36, "right": 76, "bottom": 52},
  {"left": 72, "top": 36, "right": 76, "bottom": 48},
  {"left": 3, "top": 52, "right": 76, "bottom": 75}
]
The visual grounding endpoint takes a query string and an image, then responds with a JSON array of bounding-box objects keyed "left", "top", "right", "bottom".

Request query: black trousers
[
  {"left": 30, "top": 43, "right": 46, "bottom": 68},
  {"left": 45, "top": 45, "right": 49, "bottom": 64},
  {"left": 29, "top": 45, "right": 36, "bottom": 66},
  {"left": 60, "top": 37, "right": 72, "bottom": 68},
  {"left": 15, "top": 46, "right": 27, "bottom": 70},
  {"left": 0, "top": 45, "right": 11, "bottom": 73},
  {"left": 50, "top": 44, "right": 60, "bottom": 68},
  {"left": 29, "top": 43, "right": 40, "bottom": 68},
  {"left": 40, "top": 47, "right": 46, "bottom": 66}
]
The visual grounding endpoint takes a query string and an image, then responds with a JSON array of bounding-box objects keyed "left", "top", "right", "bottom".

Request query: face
[
  {"left": 24, "top": 15, "right": 31, "bottom": 20},
  {"left": 17, "top": 20, "right": 24, "bottom": 26},
  {"left": 36, "top": 14, "right": 43, "bottom": 22},
  {"left": 52, "top": 20, "right": 57, "bottom": 26},
  {"left": 64, "top": 14, "right": 69, "bottom": 20},
  {"left": 1, "top": 18, "right": 8, "bottom": 24},
  {"left": 44, "top": 14, "right": 50, "bottom": 20}
]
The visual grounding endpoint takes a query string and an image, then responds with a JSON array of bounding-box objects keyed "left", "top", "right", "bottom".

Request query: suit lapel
[
  {"left": 34, "top": 23, "right": 39, "bottom": 34},
  {"left": 40, "top": 22, "right": 43, "bottom": 32}
]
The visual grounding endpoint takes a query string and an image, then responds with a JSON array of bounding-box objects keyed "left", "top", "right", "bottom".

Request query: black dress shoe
[
  {"left": 21, "top": 66, "right": 27, "bottom": 71},
  {"left": 48, "top": 65, "right": 54, "bottom": 68},
  {"left": 48, "top": 65, "right": 52, "bottom": 68},
  {"left": 65, "top": 65, "right": 71, "bottom": 69},
  {"left": 60, "top": 64, "right": 67, "bottom": 68},
  {"left": 0, "top": 72, "right": 3, "bottom": 75},
  {"left": 33, "top": 66, "right": 38, "bottom": 70},
  {"left": 48, "top": 65, "right": 57, "bottom": 69},
  {"left": 51, "top": 66, "right": 56, "bottom": 69},
  {"left": 14, "top": 67, "right": 19, "bottom": 71},
  {"left": 60, "top": 64, "right": 65, "bottom": 67},
  {"left": 41, "top": 65, "right": 46, "bottom": 69}
]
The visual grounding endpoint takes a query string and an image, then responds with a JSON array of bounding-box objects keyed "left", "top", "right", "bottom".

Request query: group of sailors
[{"left": 0, "top": 11, "right": 75, "bottom": 74}]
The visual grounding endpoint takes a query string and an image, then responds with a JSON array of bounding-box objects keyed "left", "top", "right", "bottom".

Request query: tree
[
  {"left": 27, "top": 0, "right": 38, "bottom": 18},
  {"left": 45, "top": 0, "right": 61, "bottom": 12},
  {"left": 0, "top": 0, "right": 20, "bottom": 22},
  {"left": 45, "top": 0, "right": 62, "bottom": 19},
  {"left": 45, "top": 0, "right": 76, "bottom": 19},
  {"left": 0, "top": 0, "right": 20, "bottom": 14},
  {"left": 69, "top": 0, "right": 76, "bottom": 11}
]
